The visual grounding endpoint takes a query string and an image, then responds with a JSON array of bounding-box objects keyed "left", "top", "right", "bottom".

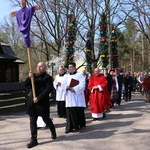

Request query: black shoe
[
  {"left": 116, "top": 102, "right": 120, "bottom": 105},
  {"left": 51, "top": 132, "right": 57, "bottom": 140},
  {"left": 80, "top": 125, "right": 86, "bottom": 129},
  {"left": 92, "top": 118, "right": 99, "bottom": 121},
  {"left": 58, "top": 115, "right": 63, "bottom": 118},
  {"left": 103, "top": 113, "right": 106, "bottom": 118},
  {"left": 65, "top": 129, "right": 73, "bottom": 134},
  {"left": 73, "top": 128, "right": 79, "bottom": 132},
  {"left": 26, "top": 139, "right": 38, "bottom": 148}
]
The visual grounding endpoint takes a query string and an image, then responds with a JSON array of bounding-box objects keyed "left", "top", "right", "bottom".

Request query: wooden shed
[{"left": 0, "top": 40, "right": 24, "bottom": 82}]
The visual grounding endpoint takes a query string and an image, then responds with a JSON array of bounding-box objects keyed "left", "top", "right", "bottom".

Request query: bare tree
[
  {"left": 6, "top": 0, "right": 141, "bottom": 72},
  {"left": 119, "top": 0, "right": 150, "bottom": 71},
  {"left": 0, "top": 17, "right": 25, "bottom": 57}
]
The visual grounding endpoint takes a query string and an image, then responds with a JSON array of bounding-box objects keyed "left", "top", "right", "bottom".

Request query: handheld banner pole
[
  {"left": 11, "top": 0, "right": 40, "bottom": 99},
  {"left": 27, "top": 48, "right": 36, "bottom": 98}
]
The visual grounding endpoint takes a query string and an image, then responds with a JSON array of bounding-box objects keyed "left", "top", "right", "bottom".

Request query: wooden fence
[{"left": 0, "top": 82, "right": 56, "bottom": 114}]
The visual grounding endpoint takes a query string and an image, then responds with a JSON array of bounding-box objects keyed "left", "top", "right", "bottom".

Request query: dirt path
[{"left": 0, "top": 93, "right": 150, "bottom": 150}]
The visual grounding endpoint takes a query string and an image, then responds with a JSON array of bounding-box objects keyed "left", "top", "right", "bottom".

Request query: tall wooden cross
[{"left": 11, "top": 0, "right": 40, "bottom": 98}]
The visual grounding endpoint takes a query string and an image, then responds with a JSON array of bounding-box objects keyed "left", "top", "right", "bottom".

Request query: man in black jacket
[
  {"left": 124, "top": 72, "right": 133, "bottom": 101},
  {"left": 24, "top": 62, "right": 56, "bottom": 148},
  {"left": 116, "top": 70, "right": 124, "bottom": 105}
]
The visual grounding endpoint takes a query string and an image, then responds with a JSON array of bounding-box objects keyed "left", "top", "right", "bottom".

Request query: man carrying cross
[
  {"left": 24, "top": 62, "right": 57, "bottom": 148},
  {"left": 11, "top": 0, "right": 57, "bottom": 148}
]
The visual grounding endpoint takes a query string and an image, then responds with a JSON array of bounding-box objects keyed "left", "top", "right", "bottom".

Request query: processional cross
[{"left": 11, "top": 0, "right": 40, "bottom": 98}]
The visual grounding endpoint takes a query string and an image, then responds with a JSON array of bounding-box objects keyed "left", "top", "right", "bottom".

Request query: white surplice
[
  {"left": 53, "top": 74, "right": 67, "bottom": 101},
  {"left": 62, "top": 72, "right": 86, "bottom": 107}
]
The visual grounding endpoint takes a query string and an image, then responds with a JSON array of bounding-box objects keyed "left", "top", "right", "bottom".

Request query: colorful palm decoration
[
  {"left": 85, "top": 30, "right": 92, "bottom": 73},
  {"left": 65, "top": 14, "right": 77, "bottom": 68},
  {"left": 110, "top": 25, "right": 119, "bottom": 68},
  {"left": 99, "top": 13, "right": 109, "bottom": 68}
]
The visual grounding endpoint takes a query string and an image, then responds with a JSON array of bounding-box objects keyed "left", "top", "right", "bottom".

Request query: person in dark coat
[
  {"left": 124, "top": 72, "right": 133, "bottom": 101},
  {"left": 116, "top": 70, "right": 124, "bottom": 105},
  {"left": 24, "top": 62, "right": 56, "bottom": 148},
  {"left": 106, "top": 70, "right": 114, "bottom": 109},
  {"left": 106, "top": 70, "right": 114, "bottom": 96}
]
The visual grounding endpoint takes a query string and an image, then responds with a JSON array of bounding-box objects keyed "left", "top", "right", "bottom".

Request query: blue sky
[{"left": 0, "top": 0, "right": 19, "bottom": 22}]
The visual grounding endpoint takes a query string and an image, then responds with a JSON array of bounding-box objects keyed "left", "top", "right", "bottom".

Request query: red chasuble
[{"left": 88, "top": 74, "right": 111, "bottom": 114}]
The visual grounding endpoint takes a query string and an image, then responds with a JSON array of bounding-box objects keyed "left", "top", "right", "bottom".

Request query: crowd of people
[
  {"left": 24, "top": 62, "right": 150, "bottom": 148},
  {"left": 105, "top": 70, "right": 150, "bottom": 105}
]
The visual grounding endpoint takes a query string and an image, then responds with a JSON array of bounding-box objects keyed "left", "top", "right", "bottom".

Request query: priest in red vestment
[{"left": 88, "top": 68, "right": 111, "bottom": 120}]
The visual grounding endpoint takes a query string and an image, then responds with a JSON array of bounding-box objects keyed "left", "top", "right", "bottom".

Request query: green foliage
[{"left": 0, "top": 32, "right": 9, "bottom": 43}]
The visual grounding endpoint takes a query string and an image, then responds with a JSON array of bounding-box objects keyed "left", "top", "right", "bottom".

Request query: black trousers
[
  {"left": 57, "top": 101, "right": 66, "bottom": 117},
  {"left": 76, "top": 107, "right": 86, "bottom": 128},
  {"left": 125, "top": 88, "right": 132, "bottom": 100},
  {"left": 66, "top": 107, "right": 85, "bottom": 131},
  {"left": 29, "top": 115, "right": 56, "bottom": 140},
  {"left": 117, "top": 90, "right": 122, "bottom": 104}
]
